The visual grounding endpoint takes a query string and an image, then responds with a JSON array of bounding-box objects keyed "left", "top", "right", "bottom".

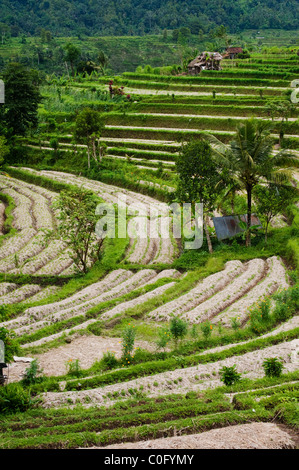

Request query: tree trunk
[
  {"left": 87, "top": 148, "right": 90, "bottom": 169},
  {"left": 279, "top": 130, "right": 284, "bottom": 147},
  {"left": 65, "top": 62, "right": 70, "bottom": 80},
  {"left": 91, "top": 138, "right": 97, "bottom": 163},
  {"left": 231, "top": 193, "right": 235, "bottom": 214},
  {"left": 246, "top": 185, "right": 252, "bottom": 247},
  {"left": 265, "top": 220, "right": 269, "bottom": 245},
  {"left": 203, "top": 215, "right": 213, "bottom": 253}
]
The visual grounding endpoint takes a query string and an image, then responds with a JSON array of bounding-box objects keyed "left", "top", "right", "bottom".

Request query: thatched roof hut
[
  {"left": 223, "top": 47, "right": 243, "bottom": 59},
  {"left": 188, "top": 51, "right": 223, "bottom": 75}
]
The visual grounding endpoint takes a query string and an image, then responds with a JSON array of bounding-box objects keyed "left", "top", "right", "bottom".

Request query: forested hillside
[{"left": 0, "top": 0, "right": 298, "bottom": 37}]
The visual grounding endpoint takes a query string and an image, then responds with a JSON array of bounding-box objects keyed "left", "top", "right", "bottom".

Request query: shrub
[
  {"left": 156, "top": 327, "right": 171, "bottom": 351},
  {"left": 231, "top": 317, "right": 241, "bottom": 331},
  {"left": 190, "top": 324, "right": 199, "bottom": 339},
  {"left": 248, "top": 299, "right": 272, "bottom": 335},
  {"left": 49, "top": 138, "right": 59, "bottom": 151},
  {"left": 0, "top": 327, "right": 21, "bottom": 363},
  {"left": 121, "top": 324, "right": 136, "bottom": 363},
  {"left": 219, "top": 365, "right": 242, "bottom": 386},
  {"left": 0, "top": 383, "right": 34, "bottom": 414},
  {"left": 200, "top": 321, "right": 213, "bottom": 340},
  {"left": 22, "top": 359, "right": 45, "bottom": 386},
  {"left": 259, "top": 297, "right": 271, "bottom": 322},
  {"left": 0, "top": 305, "right": 9, "bottom": 322},
  {"left": 262, "top": 357, "right": 284, "bottom": 377},
  {"left": 87, "top": 322, "right": 102, "bottom": 336},
  {"left": 101, "top": 351, "right": 119, "bottom": 370},
  {"left": 66, "top": 359, "right": 82, "bottom": 377},
  {"left": 273, "top": 302, "right": 291, "bottom": 322},
  {"left": 169, "top": 316, "right": 188, "bottom": 349}
]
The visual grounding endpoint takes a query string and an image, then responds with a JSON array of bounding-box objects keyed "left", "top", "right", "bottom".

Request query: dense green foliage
[
  {"left": 0, "top": 0, "right": 298, "bottom": 37},
  {"left": 0, "top": 63, "right": 41, "bottom": 138}
]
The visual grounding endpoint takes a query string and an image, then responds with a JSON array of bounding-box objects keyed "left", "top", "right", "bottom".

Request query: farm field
[{"left": 0, "top": 47, "right": 299, "bottom": 450}]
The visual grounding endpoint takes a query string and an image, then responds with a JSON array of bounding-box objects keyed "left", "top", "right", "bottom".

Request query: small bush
[
  {"left": 190, "top": 324, "right": 198, "bottom": 339},
  {"left": 273, "top": 302, "right": 291, "bottom": 322},
  {"left": 121, "top": 324, "right": 136, "bottom": 363},
  {"left": 156, "top": 327, "right": 171, "bottom": 351},
  {"left": 66, "top": 359, "right": 82, "bottom": 377},
  {"left": 0, "top": 383, "right": 34, "bottom": 414},
  {"left": 101, "top": 351, "right": 119, "bottom": 370},
  {"left": 219, "top": 365, "right": 242, "bottom": 386},
  {"left": 22, "top": 359, "right": 45, "bottom": 386},
  {"left": 231, "top": 317, "right": 241, "bottom": 331},
  {"left": 200, "top": 321, "right": 213, "bottom": 340},
  {"left": 262, "top": 357, "right": 284, "bottom": 377},
  {"left": 87, "top": 322, "right": 102, "bottom": 336},
  {"left": 169, "top": 316, "right": 188, "bottom": 349},
  {"left": 0, "top": 327, "right": 21, "bottom": 363},
  {"left": 259, "top": 297, "right": 271, "bottom": 322}
]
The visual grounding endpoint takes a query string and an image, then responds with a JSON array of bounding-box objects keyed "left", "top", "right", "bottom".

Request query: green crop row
[
  {"left": 140, "top": 95, "right": 280, "bottom": 106},
  {"left": 122, "top": 72, "right": 290, "bottom": 88},
  {"left": 23, "top": 275, "right": 298, "bottom": 381},
  {"left": 25, "top": 134, "right": 181, "bottom": 155},
  {"left": 2, "top": 399, "right": 232, "bottom": 440},
  {"left": 109, "top": 79, "right": 284, "bottom": 96},
  {"left": 102, "top": 112, "right": 299, "bottom": 136},
  {"left": 200, "top": 69, "right": 297, "bottom": 80},
  {"left": 62, "top": 328, "right": 299, "bottom": 392},
  {"left": 0, "top": 393, "right": 212, "bottom": 432},
  {"left": 102, "top": 126, "right": 299, "bottom": 148},
  {"left": 0, "top": 407, "right": 285, "bottom": 449},
  {"left": 18, "top": 277, "right": 177, "bottom": 347},
  {"left": 5, "top": 166, "right": 81, "bottom": 195},
  {"left": 223, "top": 63, "right": 299, "bottom": 73},
  {"left": 108, "top": 147, "right": 177, "bottom": 162},
  {"left": 130, "top": 102, "right": 299, "bottom": 118},
  {"left": 1, "top": 370, "right": 297, "bottom": 448},
  {"left": 3, "top": 373, "right": 298, "bottom": 428}
]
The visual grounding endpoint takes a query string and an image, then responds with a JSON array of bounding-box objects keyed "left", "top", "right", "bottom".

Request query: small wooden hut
[
  {"left": 188, "top": 51, "right": 223, "bottom": 75},
  {"left": 223, "top": 47, "right": 243, "bottom": 59}
]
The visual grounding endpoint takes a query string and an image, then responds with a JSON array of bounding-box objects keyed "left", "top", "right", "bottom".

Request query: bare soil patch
[
  {"left": 8, "top": 334, "right": 155, "bottom": 381},
  {"left": 100, "top": 422, "right": 297, "bottom": 449}
]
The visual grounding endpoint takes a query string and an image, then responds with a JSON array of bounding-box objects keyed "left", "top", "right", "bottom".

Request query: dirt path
[
  {"left": 131, "top": 112, "right": 299, "bottom": 122},
  {"left": 8, "top": 334, "right": 156, "bottom": 382},
  {"left": 99, "top": 422, "right": 297, "bottom": 449}
]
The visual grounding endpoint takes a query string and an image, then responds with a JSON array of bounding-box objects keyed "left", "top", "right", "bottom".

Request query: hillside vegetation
[{"left": 0, "top": 0, "right": 298, "bottom": 37}]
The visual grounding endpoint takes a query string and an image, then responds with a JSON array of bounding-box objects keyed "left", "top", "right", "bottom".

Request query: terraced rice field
[
  {"left": 1, "top": 52, "right": 298, "bottom": 449},
  {"left": 11, "top": 167, "right": 178, "bottom": 266},
  {"left": 25, "top": 55, "right": 299, "bottom": 187}
]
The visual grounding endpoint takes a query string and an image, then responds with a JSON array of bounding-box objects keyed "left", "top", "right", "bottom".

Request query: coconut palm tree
[{"left": 205, "top": 119, "right": 299, "bottom": 246}]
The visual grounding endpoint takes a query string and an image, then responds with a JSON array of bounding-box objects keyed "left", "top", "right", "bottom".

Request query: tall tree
[
  {"left": 64, "top": 42, "right": 81, "bottom": 76},
  {"left": 253, "top": 184, "right": 298, "bottom": 243},
  {"left": 52, "top": 187, "right": 104, "bottom": 274},
  {"left": 176, "top": 140, "right": 222, "bottom": 253},
  {"left": 97, "top": 51, "right": 109, "bottom": 75},
  {"left": 205, "top": 119, "right": 299, "bottom": 247},
  {"left": 0, "top": 135, "right": 9, "bottom": 166},
  {"left": 0, "top": 63, "right": 41, "bottom": 138},
  {"left": 74, "top": 108, "right": 105, "bottom": 169}
]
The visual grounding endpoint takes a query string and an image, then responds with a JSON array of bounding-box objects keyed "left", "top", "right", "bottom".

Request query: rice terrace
[{"left": 0, "top": 0, "right": 299, "bottom": 453}]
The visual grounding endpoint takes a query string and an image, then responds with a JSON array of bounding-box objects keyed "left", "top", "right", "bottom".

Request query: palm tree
[{"left": 205, "top": 119, "right": 299, "bottom": 246}]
